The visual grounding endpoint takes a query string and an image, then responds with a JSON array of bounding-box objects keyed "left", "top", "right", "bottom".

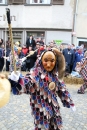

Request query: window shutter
[
  {"left": 8, "top": 0, "right": 26, "bottom": 4},
  {"left": 52, "top": 0, "right": 64, "bottom": 5},
  {"left": 8, "top": 0, "right": 12, "bottom": 4}
]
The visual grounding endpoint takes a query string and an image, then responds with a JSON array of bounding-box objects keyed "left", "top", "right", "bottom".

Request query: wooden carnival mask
[{"left": 42, "top": 51, "right": 56, "bottom": 72}]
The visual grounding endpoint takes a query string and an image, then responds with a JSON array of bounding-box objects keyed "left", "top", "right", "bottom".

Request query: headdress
[
  {"left": 35, "top": 48, "right": 65, "bottom": 79},
  {"left": 52, "top": 48, "right": 65, "bottom": 79}
]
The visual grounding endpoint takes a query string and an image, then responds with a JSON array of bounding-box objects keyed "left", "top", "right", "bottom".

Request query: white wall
[
  {"left": 76, "top": 0, "right": 87, "bottom": 38},
  {"left": 0, "top": 0, "right": 74, "bottom": 29},
  {"left": 46, "top": 31, "right": 72, "bottom": 44}
]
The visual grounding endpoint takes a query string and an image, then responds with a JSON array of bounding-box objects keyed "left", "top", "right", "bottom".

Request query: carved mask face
[{"left": 42, "top": 51, "right": 56, "bottom": 72}]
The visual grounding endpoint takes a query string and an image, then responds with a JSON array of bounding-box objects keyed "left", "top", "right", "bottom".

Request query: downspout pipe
[{"left": 72, "top": 0, "right": 78, "bottom": 46}]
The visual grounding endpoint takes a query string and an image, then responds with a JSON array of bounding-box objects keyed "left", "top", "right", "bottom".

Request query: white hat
[{"left": 15, "top": 41, "right": 19, "bottom": 46}]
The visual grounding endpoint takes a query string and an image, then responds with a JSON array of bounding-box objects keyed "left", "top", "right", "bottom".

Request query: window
[
  {"left": 77, "top": 39, "right": 87, "bottom": 49},
  {"left": 26, "top": 0, "right": 51, "bottom": 4},
  {"left": 7, "top": 31, "right": 22, "bottom": 43},
  {"left": 0, "top": 0, "right": 7, "bottom": 4},
  {"left": 27, "top": 32, "right": 45, "bottom": 40},
  {"left": 52, "top": 0, "right": 64, "bottom": 5}
]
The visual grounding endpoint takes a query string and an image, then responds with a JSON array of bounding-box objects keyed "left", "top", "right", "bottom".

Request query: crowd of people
[{"left": 0, "top": 35, "right": 86, "bottom": 75}]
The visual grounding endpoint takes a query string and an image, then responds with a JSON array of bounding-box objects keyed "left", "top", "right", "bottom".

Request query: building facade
[
  {"left": 72, "top": 0, "right": 87, "bottom": 48},
  {"left": 0, "top": 0, "right": 75, "bottom": 46}
]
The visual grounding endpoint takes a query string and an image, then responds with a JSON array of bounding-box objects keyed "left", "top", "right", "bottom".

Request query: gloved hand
[
  {"left": 70, "top": 105, "right": 76, "bottom": 112},
  {"left": 8, "top": 71, "right": 20, "bottom": 82}
]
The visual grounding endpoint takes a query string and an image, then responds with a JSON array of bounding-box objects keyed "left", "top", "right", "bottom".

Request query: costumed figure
[
  {"left": 11, "top": 48, "right": 75, "bottom": 130},
  {"left": 76, "top": 51, "right": 87, "bottom": 94}
]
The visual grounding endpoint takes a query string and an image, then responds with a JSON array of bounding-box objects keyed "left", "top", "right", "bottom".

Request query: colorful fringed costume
[
  {"left": 11, "top": 49, "right": 75, "bottom": 130},
  {"left": 77, "top": 57, "right": 87, "bottom": 94}
]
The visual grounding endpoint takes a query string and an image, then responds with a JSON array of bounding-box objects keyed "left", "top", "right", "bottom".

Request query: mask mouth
[{"left": 46, "top": 67, "right": 52, "bottom": 71}]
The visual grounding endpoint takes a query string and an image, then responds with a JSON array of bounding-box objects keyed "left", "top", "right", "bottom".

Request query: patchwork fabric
[
  {"left": 13, "top": 50, "right": 75, "bottom": 130},
  {"left": 22, "top": 66, "right": 74, "bottom": 130},
  {"left": 76, "top": 57, "right": 87, "bottom": 94},
  {"left": 80, "top": 57, "right": 87, "bottom": 81},
  {"left": 78, "top": 81, "right": 87, "bottom": 94}
]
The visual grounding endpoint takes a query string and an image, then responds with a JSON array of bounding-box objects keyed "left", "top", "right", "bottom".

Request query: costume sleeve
[
  {"left": 23, "top": 75, "right": 36, "bottom": 94},
  {"left": 10, "top": 73, "right": 36, "bottom": 95},
  {"left": 79, "top": 58, "right": 87, "bottom": 80},
  {"left": 57, "top": 81, "right": 75, "bottom": 109}
]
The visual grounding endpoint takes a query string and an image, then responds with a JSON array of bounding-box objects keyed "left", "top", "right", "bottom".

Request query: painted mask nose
[{"left": 47, "top": 62, "right": 51, "bottom": 67}]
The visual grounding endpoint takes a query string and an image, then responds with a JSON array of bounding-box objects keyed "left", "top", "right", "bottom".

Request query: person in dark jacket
[
  {"left": 0, "top": 38, "right": 3, "bottom": 47},
  {"left": 0, "top": 44, "right": 4, "bottom": 71},
  {"left": 38, "top": 41, "right": 45, "bottom": 55},
  {"left": 26, "top": 35, "right": 36, "bottom": 50},
  {"left": 63, "top": 44, "right": 75, "bottom": 73},
  {"left": 26, "top": 45, "right": 37, "bottom": 71},
  {"left": 6, "top": 47, "right": 11, "bottom": 71}
]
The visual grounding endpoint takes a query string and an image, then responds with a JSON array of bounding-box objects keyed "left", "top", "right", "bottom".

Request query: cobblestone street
[{"left": 0, "top": 84, "right": 87, "bottom": 130}]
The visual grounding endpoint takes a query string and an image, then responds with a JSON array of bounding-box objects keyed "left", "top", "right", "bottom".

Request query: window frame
[{"left": 26, "top": 0, "right": 51, "bottom": 5}]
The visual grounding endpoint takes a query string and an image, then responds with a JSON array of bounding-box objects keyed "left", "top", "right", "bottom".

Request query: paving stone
[
  {"left": 0, "top": 85, "right": 87, "bottom": 130},
  {"left": 1, "top": 127, "right": 7, "bottom": 130}
]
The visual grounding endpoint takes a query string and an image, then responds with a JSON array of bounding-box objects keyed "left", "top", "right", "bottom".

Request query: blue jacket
[
  {"left": 73, "top": 52, "right": 84, "bottom": 70},
  {"left": 0, "top": 48, "right": 3, "bottom": 58},
  {"left": 63, "top": 48, "right": 75, "bottom": 65}
]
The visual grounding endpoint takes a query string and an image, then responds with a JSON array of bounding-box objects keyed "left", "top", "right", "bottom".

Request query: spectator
[
  {"left": 15, "top": 41, "right": 20, "bottom": 47},
  {"left": 71, "top": 44, "right": 75, "bottom": 49},
  {"left": 49, "top": 41, "right": 55, "bottom": 48},
  {"left": 73, "top": 46, "right": 84, "bottom": 71},
  {"left": 38, "top": 41, "right": 45, "bottom": 55},
  {"left": 6, "top": 40, "right": 11, "bottom": 49},
  {"left": 0, "top": 38, "right": 3, "bottom": 47},
  {"left": 59, "top": 44, "right": 64, "bottom": 53},
  {"left": 35, "top": 42, "right": 40, "bottom": 50},
  {"left": 80, "top": 44, "right": 86, "bottom": 53},
  {"left": 22, "top": 45, "right": 28, "bottom": 56},
  {"left": 26, "top": 45, "right": 37, "bottom": 71},
  {"left": 75, "top": 46, "right": 79, "bottom": 52},
  {"left": 63, "top": 44, "right": 75, "bottom": 73},
  {"left": 17, "top": 47, "right": 26, "bottom": 71},
  {"left": 17, "top": 47, "right": 25, "bottom": 59},
  {"left": 26, "top": 35, "right": 36, "bottom": 50},
  {"left": 5, "top": 41, "right": 11, "bottom": 71},
  {"left": 0, "top": 44, "right": 4, "bottom": 71}
]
